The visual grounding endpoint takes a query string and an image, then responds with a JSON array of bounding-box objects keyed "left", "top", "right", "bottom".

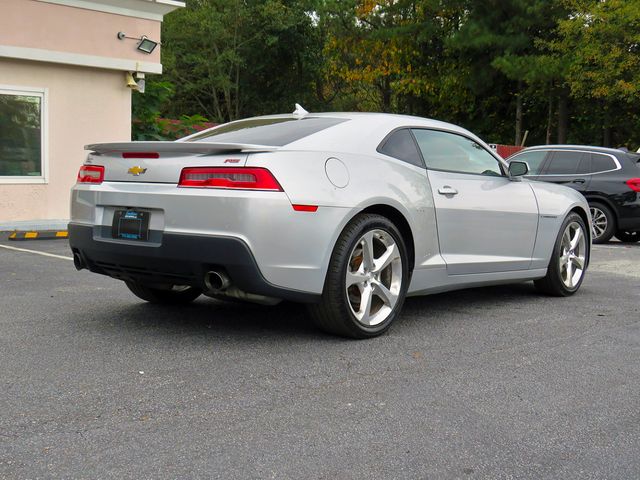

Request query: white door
[{"left": 412, "top": 129, "right": 539, "bottom": 275}]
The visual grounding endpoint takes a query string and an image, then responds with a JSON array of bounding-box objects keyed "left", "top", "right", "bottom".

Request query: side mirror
[{"left": 508, "top": 160, "right": 529, "bottom": 177}]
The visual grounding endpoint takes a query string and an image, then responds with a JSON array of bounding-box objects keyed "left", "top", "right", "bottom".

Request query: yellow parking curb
[{"left": 8, "top": 230, "right": 68, "bottom": 241}]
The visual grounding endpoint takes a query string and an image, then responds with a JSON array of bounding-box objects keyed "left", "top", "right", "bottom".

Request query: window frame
[
  {"left": 535, "top": 149, "right": 621, "bottom": 177},
  {"left": 0, "top": 85, "right": 49, "bottom": 184},
  {"left": 409, "top": 127, "right": 507, "bottom": 177}
]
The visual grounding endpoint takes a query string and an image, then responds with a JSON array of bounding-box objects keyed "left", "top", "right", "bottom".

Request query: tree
[
  {"left": 551, "top": 0, "right": 640, "bottom": 146},
  {"left": 152, "top": 0, "right": 324, "bottom": 123},
  {"left": 131, "top": 0, "right": 640, "bottom": 148}
]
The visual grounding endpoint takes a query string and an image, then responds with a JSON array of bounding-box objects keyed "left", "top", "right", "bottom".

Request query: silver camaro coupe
[{"left": 69, "top": 108, "right": 591, "bottom": 338}]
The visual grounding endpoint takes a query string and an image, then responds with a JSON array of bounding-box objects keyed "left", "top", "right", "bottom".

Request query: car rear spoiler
[{"left": 85, "top": 141, "right": 279, "bottom": 155}]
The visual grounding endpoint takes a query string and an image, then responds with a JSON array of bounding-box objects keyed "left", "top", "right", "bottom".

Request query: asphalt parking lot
[{"left": 0, "top": 235, "right": 638, "bottom": 479}]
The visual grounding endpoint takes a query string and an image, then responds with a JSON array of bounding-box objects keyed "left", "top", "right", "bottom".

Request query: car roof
[
  {"left": 246, "top": 111, "right": 471, "bottom": 133},
  {"left": 185, "top": 111, "right": 499, "bottom": 159},
  {"left": 521, "top": 144, "right": 628, "bottom": 156}
]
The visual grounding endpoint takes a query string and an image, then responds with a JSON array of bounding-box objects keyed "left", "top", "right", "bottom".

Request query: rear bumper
[
  {"left": 617, "top": 215, "right": 640, "bottom": 231},
  {"left": 68, "top": 223, "right": 320, "bottom": 303}
]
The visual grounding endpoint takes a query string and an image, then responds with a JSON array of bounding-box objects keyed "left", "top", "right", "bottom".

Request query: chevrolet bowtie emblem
[{"left": 128, "top": 166, "right": 147, "bottom": 176}]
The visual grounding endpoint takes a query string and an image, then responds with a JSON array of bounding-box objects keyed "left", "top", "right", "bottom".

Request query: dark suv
[{"left": 508, "top": 145, "right": 640, "bottom": 243}]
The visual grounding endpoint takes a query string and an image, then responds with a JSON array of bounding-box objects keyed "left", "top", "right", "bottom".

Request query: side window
[
  {"left": 543, "top": 151, "right": 588, "bottom": 175},
  {"left": 590, "top": 154, "right": 617, "bottom": 173},
  {"left": 412, "top": 129, "right": 502, "bottom": 176},
  {"left": 576, "top": 154, "right": 592, "bottom": 174},
  {"left": 509, "top": 150, "right": 548, "bottom": 175},
  {"left": 378, "top": 129, "right": 423, "bottom": 167}
]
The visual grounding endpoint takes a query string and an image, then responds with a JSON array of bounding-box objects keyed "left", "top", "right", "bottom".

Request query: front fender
[{"left": 528, "top": 181, "right": 591, "bottom": 269}]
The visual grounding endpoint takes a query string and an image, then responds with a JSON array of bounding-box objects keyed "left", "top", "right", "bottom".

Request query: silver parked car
[{"left": 69, "top": 110, "right": 591, "bottom": 338}]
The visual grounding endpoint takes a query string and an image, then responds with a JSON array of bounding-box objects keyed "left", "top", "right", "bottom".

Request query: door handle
[
  {"left": 572, "top": 178, "right": 586, "bottom": 184},
  {"left": 438, "top": 186, "right": 458, "bottom": 195}
]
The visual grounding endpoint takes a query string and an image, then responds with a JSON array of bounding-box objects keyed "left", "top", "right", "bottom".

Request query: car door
[
  {"left": 412, "top": 129, "right": 539, "bottom": 275},
  {"left": 536, "top": 150, "right": 592, "bottom": 193}
]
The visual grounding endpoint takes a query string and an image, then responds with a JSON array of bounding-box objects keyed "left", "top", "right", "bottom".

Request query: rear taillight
[
  {"left": 77, "top": 165, "right": 104, "bottom": 184},
  {"left": 178, "top": 167, "right": 283, "bottom": 191},
  {"left": 626, "top": 178, "right": 640, "bottom": 192}
]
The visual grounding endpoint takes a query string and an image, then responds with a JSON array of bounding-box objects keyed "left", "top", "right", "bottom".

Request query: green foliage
[
  {"left": 555, "top": 0, "right": 640, "bottom": 102},
  {"left": 157, "top": 114, "right": 213, "bottom": 140},
  {"left": 132, "top": 81, "right": 174, "bottom": 140},
  {"left": 134, "top": 0, "right": 640, "bottom": 147},
  {"left": 151, "top": 0, "right": 324, "bottom": 122}
]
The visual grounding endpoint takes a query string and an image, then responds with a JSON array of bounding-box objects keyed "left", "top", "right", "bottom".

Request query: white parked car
[{"left": 69, "top": 110, "right": 591, "bottom": 338}]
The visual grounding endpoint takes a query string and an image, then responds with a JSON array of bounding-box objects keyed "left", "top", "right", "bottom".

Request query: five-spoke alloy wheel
[
  {"left": 558, "top": 221, "right": 587, "bottom": 289},
  {"left": 309, "top": 214, "right": 409, "bottom": 338},
  {"left": 535, "top": 212, "right": 589, "bottom": 296},
  {"left": 345, "top": 229, "right": 403, "bottom": 327}
]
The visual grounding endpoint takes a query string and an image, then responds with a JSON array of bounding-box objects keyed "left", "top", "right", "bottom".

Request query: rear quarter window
[
  {"left": 590, "top": 153, "right": 617, "bottom": 173},
  {"left": 377, "top": 129, "right": 424, "bottom": 167}
]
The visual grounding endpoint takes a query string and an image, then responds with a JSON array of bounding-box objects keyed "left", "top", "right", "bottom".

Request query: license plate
[{"left": 112, "top": 209, "right": 150, "bottom": 241}]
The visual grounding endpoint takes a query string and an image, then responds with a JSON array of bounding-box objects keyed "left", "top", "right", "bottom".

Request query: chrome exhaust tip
[{"left": 204, "top": 270, "right": 231, "bottom": 292}]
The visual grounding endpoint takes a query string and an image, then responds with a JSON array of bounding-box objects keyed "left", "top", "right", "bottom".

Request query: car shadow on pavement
[
  {"left": 100, "top": 297, "right": 331, "bottom": 342},
  {"left": 84, "top": 281, "right": 543, "bottom": 341}
]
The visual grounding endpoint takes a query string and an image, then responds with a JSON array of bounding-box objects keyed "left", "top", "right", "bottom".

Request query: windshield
[{"left": 186, "top": 117, "right": 348, "bottom": 146}]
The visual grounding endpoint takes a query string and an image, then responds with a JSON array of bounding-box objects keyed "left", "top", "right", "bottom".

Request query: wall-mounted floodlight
[
  {"left": 117, "top": 32, "right": 159, "bottom": 54},
  {"left": 137, "top": 36, "right": 158, "bottom": 54}
]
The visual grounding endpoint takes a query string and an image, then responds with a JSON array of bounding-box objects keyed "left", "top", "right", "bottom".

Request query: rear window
[
  {"left": 589, "top": 153, "right": 617, "bottom": 173},
  {"left": 186, "top": 117, "right": 348, "bottom": 146},
  {"left": 626, "top": 153, "right": 640, "bottom": 167}
]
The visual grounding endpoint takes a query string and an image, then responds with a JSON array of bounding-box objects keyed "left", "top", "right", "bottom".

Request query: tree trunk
[
  {"left": 602, "top": 105, "right": 611, "bottom": 147},
  {"left": 515, "top": 82, "right": 523, "bottom": 146},
  {"left": 380, "top": 77, "right": 391, "bottom": 113},
  {"left": 546, "top": 92, "right": 554, "bottom": 144},
  {"left": 557, "top": 89, "right": 568, "bottom": 144},
  {"left": 603, "top": 126, "right": 612, "bottom": 147}
]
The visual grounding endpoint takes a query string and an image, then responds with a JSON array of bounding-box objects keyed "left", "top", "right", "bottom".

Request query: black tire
[
  {"left": 308, "top": 214, "right": 410, "bottom": 339},
  {"left": 534, "top": 212, "right": 589, "bottom": 296},
  {"left": 589, "top": 202, "right": 615, "bottom": 244},
  {"left": 614, "top": 230, "right": 640, "bottom": 243},
  {"left": 125, "top": 281, "right": 202, "bottom": 304}
]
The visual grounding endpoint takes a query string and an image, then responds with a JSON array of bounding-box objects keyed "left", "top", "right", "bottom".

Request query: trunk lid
[{"left": 85, "top": 141, "right": 277, "bottom": 183}]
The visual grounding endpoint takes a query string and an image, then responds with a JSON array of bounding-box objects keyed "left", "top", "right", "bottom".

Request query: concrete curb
[
  {"left": 8, "top": 230, "right": 69, "bottom": 241},
  {"left": 0, "top": 219, "right": 69, "bottom": 232}
]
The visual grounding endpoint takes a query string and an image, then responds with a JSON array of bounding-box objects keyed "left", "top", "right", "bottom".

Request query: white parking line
[
  {"left": 0, "top": 244, "right": 73, "bottom": 261},
  {"left": 593, "top": 245, "right": 635, "bottom": 250}
]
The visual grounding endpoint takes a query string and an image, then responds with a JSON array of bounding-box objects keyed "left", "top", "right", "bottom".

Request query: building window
[{"left": 0, "top": 86, "right": 46, "bottom": 183}]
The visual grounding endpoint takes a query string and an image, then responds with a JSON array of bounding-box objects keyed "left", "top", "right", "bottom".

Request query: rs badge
[{"left": 128, "top": 166, "right": 147, "bottom": 176}]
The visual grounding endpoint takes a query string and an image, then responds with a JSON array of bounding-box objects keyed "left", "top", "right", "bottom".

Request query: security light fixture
[
  {"left": 117, "top": 32, "right": 159, "bottom": 54},
  {"left": 137, "top": 36, "right": 158, "bottom": 54}
]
